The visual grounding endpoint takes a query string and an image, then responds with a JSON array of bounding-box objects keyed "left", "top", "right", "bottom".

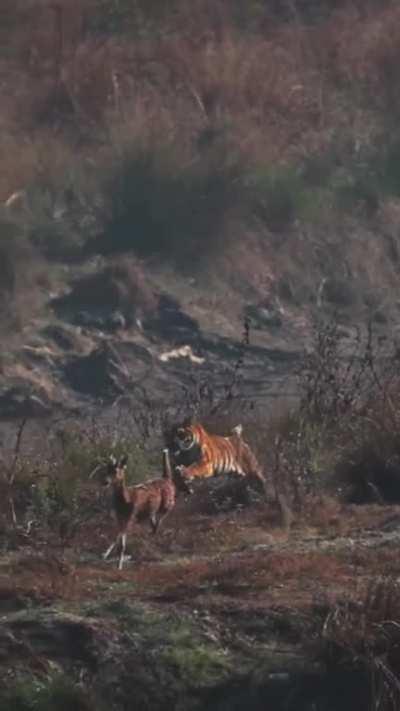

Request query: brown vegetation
[
  {"left": 1, "top": 0, "right": 400, "bottom": 330},
  {"left": 2, "top": 3, "right": 400, "bottom": 707},
  {"left": 2, "top": 385, "right": 400, "bottom": 710}
]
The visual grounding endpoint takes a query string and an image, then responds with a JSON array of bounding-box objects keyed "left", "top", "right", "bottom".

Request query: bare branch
[
  {"left": 8, "top": 418, "right": 28, "bottom": 486},
  {"left": 9, "top": 496, "right": 17, "bottom": 527}
]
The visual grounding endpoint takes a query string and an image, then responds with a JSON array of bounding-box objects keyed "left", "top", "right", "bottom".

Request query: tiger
[{"left": 170, "top": 420, "right": 269, "bottom": 498}]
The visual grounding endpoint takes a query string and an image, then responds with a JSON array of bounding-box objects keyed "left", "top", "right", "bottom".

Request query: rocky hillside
[
  {"left": 0, "top": 246, "right": 307, "bottom": 422},
  {"left": 2, "top": 0, "right": 400, "bottom": 423}
]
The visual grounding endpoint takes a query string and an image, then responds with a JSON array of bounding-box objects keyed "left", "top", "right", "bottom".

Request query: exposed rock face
[{"left": 0, "top": 250, "right": 323, "bottom": 422}]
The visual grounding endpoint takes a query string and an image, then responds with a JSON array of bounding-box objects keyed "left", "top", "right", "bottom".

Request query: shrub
[
  {"left": 318, "top": 578, "right": 400, "bottom": 711},
  {"left": 331, "top": 4, "right": 400, "bottom": 118},
  {"left": 253, "top": 316, "right": 400, "bottom": 511},
  {"left": 88, "top": 0, "right": 181, "bottom": 36},
  {"left": 0, "top": 215, "right": 25, "bottom": 301},
  {"left": 331, "top": 137, "right": 400, "bottom": 216},
  {"left": 0, "top": 212, "right": 42, "bottom": 332},
  {"left": 0, "top": 130, "right": 100, "bottom": 262},
  {"left": 163, "top": 625, "right": 230, "bottom": 686},
  {"left": 98, "top": 138, "right": 242, "bottom": 266},
  {"left": 246, "top": 163, "right": 334, "bottom": 231},
  {"left": 26, "top": 175, "right": 92, "bottom": 261}
]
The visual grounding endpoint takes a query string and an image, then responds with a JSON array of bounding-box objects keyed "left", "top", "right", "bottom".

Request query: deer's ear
[
  {"left": 109, "top": 454, "right": 117, "bottom": 466},
  {"left": 119, "top": 454, "right": 128, "bottom": 469}
]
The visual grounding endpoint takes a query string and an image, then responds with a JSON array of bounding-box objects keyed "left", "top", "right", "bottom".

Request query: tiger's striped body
[{"left": 173, "top": 422, "right": 268, "bottom": 497}]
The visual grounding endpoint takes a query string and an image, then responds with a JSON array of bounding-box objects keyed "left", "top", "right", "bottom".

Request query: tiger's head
[{"left": 174, "top": 420, "right": 198, "bottom": 453}]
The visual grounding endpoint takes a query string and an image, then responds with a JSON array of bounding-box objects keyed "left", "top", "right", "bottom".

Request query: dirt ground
[
  {"left": 2, "top": 497, "right": 400, "bottom": 710},
  {"left": 2, "top": 498, "right": 400, "bottom": 627}
]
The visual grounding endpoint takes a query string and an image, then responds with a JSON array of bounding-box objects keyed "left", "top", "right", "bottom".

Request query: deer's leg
[
  {"left": 118, "top": 532, "right": 128, "bottom": 570},
  {"left": 103, "top": 533, "right": 121, "bottom": 561},
  {"left": 149, "top": 512, "right": 158, "bottom": 535},
  {"left": 151, "top": 509, "right": 171, "bottom": 535}
]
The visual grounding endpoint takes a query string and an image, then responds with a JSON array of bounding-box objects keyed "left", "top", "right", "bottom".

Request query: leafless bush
[
  {"left": 0, "top": 418, "right": 28, "bottom": 529},
  {"left": 318, "top": 578, "right": 400, "bottom": 711},
  {"left": 267, "top": 317, "right": 400, "bottom": 509}
]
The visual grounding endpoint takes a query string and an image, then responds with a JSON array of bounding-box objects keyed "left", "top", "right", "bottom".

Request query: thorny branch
[
  {"left": 8, "top": 417, "right": 28, "bottom": 486},
  {"left": 0, "top": 418, "right": 28, "bottom": 527}
]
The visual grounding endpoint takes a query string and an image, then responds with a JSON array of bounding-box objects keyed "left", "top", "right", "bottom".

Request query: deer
[{"left": 97, "top": 448, "right": 181, "bottom": 570}]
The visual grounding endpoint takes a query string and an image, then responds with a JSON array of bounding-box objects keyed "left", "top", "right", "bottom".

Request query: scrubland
[{"left": 3, "top": 2, "right": 400, "bottom": 709}]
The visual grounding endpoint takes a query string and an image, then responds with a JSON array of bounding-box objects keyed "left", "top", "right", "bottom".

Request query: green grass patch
[
  {"left": 164, "top": 625, "right": 230, "bottom": 686},
  {"left": 0, "top": 674, "right": 100, "bottom": 711},
  {"left": 247, "top": 164, "right": 330, "bottom": 231},
  {"left": 83, "top": 600, "right": 231, "bottom": 687}
]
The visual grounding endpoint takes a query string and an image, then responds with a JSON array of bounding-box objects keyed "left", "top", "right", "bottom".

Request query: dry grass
[
  {"left": 0, "top": 0, "right": 399, "bottom": 312},
  {"left": 3, "top": 500, "right": 400, "bottom": 610},
  {"left": 317, "top": 575, "right": 400, "bottom": 711},
  {"left": 322, "top": 5, "right": 400, "bottom": 115},
  {"left": 2, "top": 1, "right": 399, "bottom": 195}
]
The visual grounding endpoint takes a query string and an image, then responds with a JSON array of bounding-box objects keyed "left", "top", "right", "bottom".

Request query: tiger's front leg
[
  {"left": 181, "top": 458, "right": 214, "bottom": 480},
  {"left": 175, "top": 452, "right": 215, "bottom": 491}
]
